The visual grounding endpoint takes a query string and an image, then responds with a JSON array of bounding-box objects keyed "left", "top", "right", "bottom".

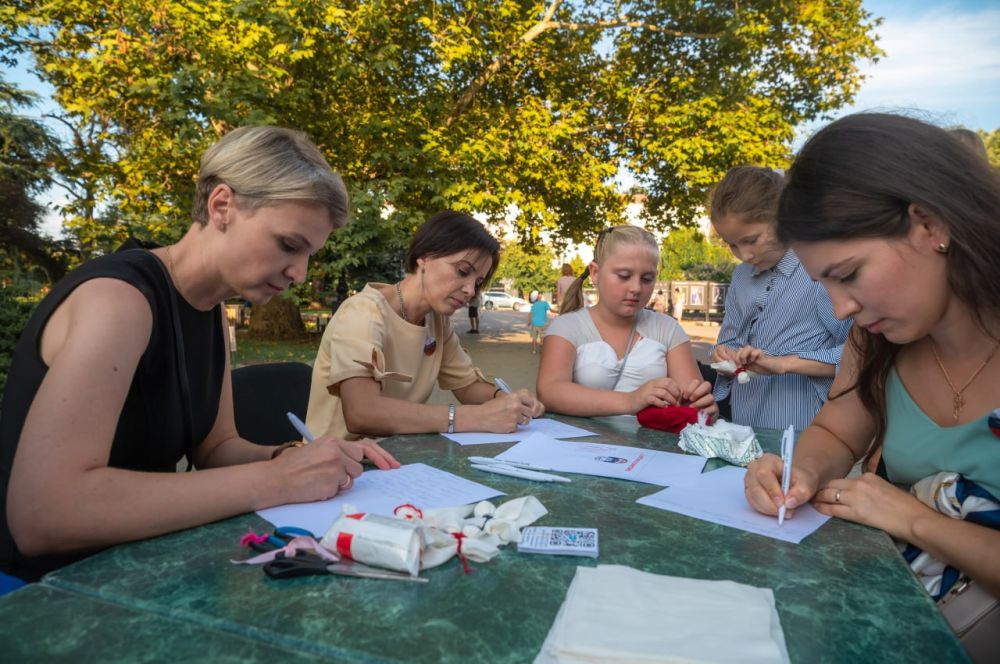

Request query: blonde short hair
[{"left": 192, "top": 126, "right": 349, "bottom": 227}]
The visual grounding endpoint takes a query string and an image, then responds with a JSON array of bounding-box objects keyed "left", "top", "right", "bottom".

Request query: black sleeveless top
[{"left": 0, "top": 245, "right": 225, "bottom": 580}]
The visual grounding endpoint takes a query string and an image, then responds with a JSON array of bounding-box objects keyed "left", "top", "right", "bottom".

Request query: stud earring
[{"left": 935, "top": 243, "right": 948, "bottom": 254}]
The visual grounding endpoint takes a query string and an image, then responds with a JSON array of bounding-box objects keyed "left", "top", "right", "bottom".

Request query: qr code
[{"left": 549, "top": 528, "right": 596, "bottom": 548}]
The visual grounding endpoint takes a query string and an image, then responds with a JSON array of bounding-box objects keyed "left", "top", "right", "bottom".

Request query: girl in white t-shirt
[{"left": 537, "top": 225, "right": 717, "bottom": 419}]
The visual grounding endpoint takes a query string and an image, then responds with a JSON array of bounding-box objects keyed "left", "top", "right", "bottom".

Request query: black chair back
[{"left": 231, "top": 362, "right": 313, "bottom": 445}]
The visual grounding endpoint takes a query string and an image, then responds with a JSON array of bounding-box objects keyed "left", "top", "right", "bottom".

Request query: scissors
[
  {"left": 263, "top": 551, "right": 428, "bottom": 583},
  {"left": 248, "top": 526, "right": 317, "bottom": 553}
]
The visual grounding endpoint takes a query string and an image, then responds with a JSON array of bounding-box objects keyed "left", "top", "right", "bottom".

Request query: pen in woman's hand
[{"left": 286, "top": 412, "right": 315, "bottom": 443}]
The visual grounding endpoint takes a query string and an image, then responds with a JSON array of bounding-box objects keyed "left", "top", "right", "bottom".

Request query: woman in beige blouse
[{"left": 306, "top": 211, "right": 545, "bottom": 440}]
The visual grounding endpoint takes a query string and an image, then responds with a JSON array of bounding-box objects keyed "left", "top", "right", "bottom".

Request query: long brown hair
[{"left": 777, "top": 113, "right": 1000, "bottom": 463}]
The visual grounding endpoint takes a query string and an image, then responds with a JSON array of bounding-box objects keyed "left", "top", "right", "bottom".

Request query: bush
[{"left": 0, "top": 286, "right": 39, "bottom": 398}]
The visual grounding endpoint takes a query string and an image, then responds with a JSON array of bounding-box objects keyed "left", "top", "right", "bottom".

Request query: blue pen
[
  {"left": 494, "top": 377, "right": 513, "bottom": 394},
  {"left": 286, "top": 412, "right": 315, "bottom": 443}
]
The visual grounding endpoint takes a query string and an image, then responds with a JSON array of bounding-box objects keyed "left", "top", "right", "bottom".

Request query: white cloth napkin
[{"left": 535, "top": 565, "right": 790, "bottom": 664}]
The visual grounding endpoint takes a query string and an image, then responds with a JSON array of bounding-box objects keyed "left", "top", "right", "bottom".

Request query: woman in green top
[{"left": 744, "top": 114, "right": 1000, "bottom": 603}]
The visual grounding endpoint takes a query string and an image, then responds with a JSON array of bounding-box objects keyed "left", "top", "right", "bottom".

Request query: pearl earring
[{"left": 936, "top": 243, "right": 948, "bottom": 254}]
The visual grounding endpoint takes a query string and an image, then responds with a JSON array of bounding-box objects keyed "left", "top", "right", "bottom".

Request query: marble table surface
[{"left": 4, "top": 415, "right": 968, "bottom": 663}]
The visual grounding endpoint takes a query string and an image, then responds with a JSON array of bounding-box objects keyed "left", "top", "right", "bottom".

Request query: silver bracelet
[{"left": 447, "top": 403, "right": 456, "bottom": 433}]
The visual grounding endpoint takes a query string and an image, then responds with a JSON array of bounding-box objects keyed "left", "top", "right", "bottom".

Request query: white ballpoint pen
[
  {"left": 286, "top": 411, "right": 316, "bottom": 443},
  {"left": 777, "top": 424, "right": 795, "bottom": 526},
  {"left": 494, "top": 377, "right": 513, "bottom": 394},
  {"left": 470, "top": 463, "right": 571, "bottom": 483},
  {"left": 468, "top": 456, "right": 558, "bottom": 473}
]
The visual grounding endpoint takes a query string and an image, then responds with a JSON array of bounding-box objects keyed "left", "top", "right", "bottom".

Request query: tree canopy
[
  {"left": 0, "top": 78, "right": 69, "bottom": 283},
  {"left": 2, "top": 0, "right": 881, "bottom": 281},
  {"left": 659, "top": 226, "right": 737, "bottom": 283},
  {"left": 493, "top": 240, "right": 558, "bottom": 297}
]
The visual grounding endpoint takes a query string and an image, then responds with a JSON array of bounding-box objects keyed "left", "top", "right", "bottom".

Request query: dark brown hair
[
  {"left": 405, "top": 211, "right": 500, "bottom": 292},
  {"left": 778, "top": 113, "right": 1000, "bottom": 463},
  {"left": 708, "top": 166, "right": 784, "bottom": 225}
]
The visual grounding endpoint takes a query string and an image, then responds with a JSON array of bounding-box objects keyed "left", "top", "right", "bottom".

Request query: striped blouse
[{"left": 712, "top": 250, "right": 852, "bottom": 432}]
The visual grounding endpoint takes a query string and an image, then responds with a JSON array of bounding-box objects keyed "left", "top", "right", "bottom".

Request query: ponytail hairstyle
[
  {"left": 559, "top": 225, "right": 660, "bottom": 315},
  {"left": 777, "top": 113, "right": 1000, "bottom": 465},
  {"left": 708, "top": 166, "right": 784, "bottom": 226}
]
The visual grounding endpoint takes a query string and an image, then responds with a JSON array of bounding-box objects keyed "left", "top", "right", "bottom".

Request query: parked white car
[{"left": 482, "top": 291, "right": 527, "bottom": 311}]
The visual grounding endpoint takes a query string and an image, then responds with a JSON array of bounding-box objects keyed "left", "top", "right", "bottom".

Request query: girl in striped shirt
[{"left": 709, "top": 166, "right": 852, "bottom": 431}]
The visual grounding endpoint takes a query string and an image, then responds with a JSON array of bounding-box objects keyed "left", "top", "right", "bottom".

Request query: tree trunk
[{"left": 247, "top": 297, "right": 307, "bottom": 340}]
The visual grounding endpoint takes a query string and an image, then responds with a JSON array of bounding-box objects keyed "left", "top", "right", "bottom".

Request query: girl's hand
[
  {"left": 627, "top": 378, "right": 682, "bottom": 413},
  {"left": 743, "top": 353, "right": 788, "bottom": 376},
  {"left": 272, "top": 436, "right": 363, "bottom": 502},
  {"left": 680, "top": 378, "right": 718, "bottom": 421},
  {"left": 340, "top": 438, "right": 400, "bottom": 470},
  {"left": 710, "top": 345, "right": 739, "bottom": 372},
  {"left": 744, "top": 453, "right": 819, "bottom": 519},
  {"left": 735, "top": 345, "right": 765, "bottom": 368},
  {"left": 813, "top": 473, "right": 932, "bottom": 540}
]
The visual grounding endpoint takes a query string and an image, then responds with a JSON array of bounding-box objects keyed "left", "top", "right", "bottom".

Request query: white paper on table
[
  {"left": 443, "top": 417, "right": 598, "bottom": 446},
  {"left": 534, "top": 564, "right": 790, "bottom": 664},
  {"left": 495, "top": 433, "right": 706, "bottom": 486},
  {"left": 636, "top": 464, "right": 830, "bottom": 544},
  {"left": 256, "top": 463, "right": 504, "bottom": 536}
]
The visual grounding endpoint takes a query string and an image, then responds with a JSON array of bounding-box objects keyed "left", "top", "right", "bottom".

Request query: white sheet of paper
[
  {"left": 443, "top": 417, "right": 598, "bottom": 446},
  {"left": 495, "top": 433, "right": 706, "bottom": 486},
  {"left": 256, "top": 463, "right": 504, "bottom": 536},
  {"left": 636, "top": 464, "right": 830, "bottom": 544}
]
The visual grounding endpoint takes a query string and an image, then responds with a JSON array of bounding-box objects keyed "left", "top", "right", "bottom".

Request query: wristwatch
[{"left": 447, "top": 403, "right": 456, "bottom": 434}]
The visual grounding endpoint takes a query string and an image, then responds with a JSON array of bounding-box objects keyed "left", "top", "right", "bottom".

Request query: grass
[{"left": 231, "top": 331, "right": 321, "bottom": 367}]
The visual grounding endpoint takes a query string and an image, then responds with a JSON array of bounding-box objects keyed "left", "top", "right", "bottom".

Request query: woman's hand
[
  {"left": 812, "top": 473, "right": 932, "bottom": 540},
  {"left": 271, "top": 437, "right": 363, "bottom": 502},
  {"left": 627, "top": 378, "right": 682, "bottom": 413},
  {"left": 680, "top": 378, "right": 718, "bottom": 421},
  {"left": 521, "top": 389, "right": 546, "bottom": 419},
  {"left": 744, "top": 453, "right": 820, "bottom": 518},
  {"left": 467, "top": 390, "right": 539, "bottom": 433},
  {"left": 340, "top": 437, "right": 401, "bottom": 471}
]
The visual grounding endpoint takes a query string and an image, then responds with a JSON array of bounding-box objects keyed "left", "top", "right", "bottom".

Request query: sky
[
  {"left": 4, "top": 0, "right": 1000, "bottom": 239},
  {"left": 795, "top": 0, "right": 1000, "bottom": 145}
]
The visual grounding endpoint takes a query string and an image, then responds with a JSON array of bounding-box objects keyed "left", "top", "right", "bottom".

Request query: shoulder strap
[{"left": 610, "top": 313, "right": 642, "bottom": 391}]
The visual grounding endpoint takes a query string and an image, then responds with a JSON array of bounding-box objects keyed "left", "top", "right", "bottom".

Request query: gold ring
[{"left": 835, "top": 490, "right": 841, "bottom": 503}]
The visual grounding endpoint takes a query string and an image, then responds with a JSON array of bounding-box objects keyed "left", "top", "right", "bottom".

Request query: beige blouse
[{"left": 305, "top": 284, "right": 487, "bottom": 440}]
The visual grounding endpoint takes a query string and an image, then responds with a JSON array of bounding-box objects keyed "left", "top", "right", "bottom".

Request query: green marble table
[
  {"left": 35, "top": 416, "right": 966, "bottom": 663},
  {"left": 0, "top": 584, "right": 331, "bottom": 662}
]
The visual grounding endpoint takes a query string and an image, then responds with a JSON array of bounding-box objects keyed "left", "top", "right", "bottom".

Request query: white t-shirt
[{"left": 545, "top": 308, "right": 689, "bottom": 393}]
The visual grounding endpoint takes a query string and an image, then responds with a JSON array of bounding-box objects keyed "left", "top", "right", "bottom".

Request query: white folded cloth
[{"left": 535, "top": 565, "right": 790, "bottom": 664}]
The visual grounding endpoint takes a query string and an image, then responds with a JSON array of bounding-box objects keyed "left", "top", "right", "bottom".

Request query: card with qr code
[{"left": 517, "top": 527, "right": 598, "bottom": 558}]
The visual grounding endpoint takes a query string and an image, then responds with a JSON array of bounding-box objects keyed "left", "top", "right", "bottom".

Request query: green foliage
[
  {"left": 2, "top": 0, "right": 880, "bottom": 279},
  {"left": 979, "top": 128, "right": 1000, "bottom": 168},
  {"left": 494, "top": 241, "right": 558, "bottom": 297},
  {"left": 0, "top": 284, "right": 40, "bottom": 397},
  {"left": 0, "top": 77, "right": 68, "bottom": 281},
  {"left": 569, "top": 254, "right": 586, "bottom": 275},
  {"left": 659, "top": 226, "right": 737, "bottom": 282}
]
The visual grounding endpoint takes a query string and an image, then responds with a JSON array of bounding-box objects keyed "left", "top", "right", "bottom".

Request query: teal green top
[{"left": 884, "top": 368, "right": 1000, "bottom": 497}]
